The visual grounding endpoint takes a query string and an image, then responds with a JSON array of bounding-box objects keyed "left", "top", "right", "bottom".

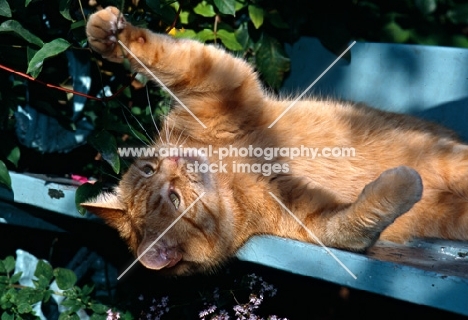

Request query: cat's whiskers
[
  {"left": 154, "top": 129, "right": 165, "bottom": 147},
  {"left": 117, "top": 100, "right": 155, "bottom": 147},
  {"left": 98, "top": 167, "right": 122, "bottom": 181},
  {"left": 168, "top": 119, "right": 176, "bottom": 143},
  {"left": 160, "top": 115, "right": 170, "bottom": 145},
  {"left": 179, "top": 133, "right": 191, "bottom": 147},
  {"left": 119, "top": 157, "right": 134, "bottom": 171},
  {"left": 151, "top": 120, "right": 164, "bottom": 146},
  {"left": 120, "top": 106, "right": 152, "bottom": 148},
  {"left": 145, "top": 86, "right": 165, "bottom": 146},
  {"left": 175, "top": 128, "right": 187, "bottom": 147}
]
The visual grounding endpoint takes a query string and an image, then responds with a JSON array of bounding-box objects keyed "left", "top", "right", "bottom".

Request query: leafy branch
[{"left": 0, "top": 254, "right": 130, "bottom": 320}]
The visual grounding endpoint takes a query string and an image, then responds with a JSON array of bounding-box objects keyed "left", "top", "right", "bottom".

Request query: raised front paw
[{"left": 86, "top": 6, "right": 126, "bottom": 62}]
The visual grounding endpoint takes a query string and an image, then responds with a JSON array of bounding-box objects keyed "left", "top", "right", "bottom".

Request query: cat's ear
[{"left": 81, "top": 193, "right": 126, "bottom": 228}]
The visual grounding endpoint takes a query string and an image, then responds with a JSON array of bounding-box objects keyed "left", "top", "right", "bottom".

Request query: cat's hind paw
[
  {"left": 86, "top": 6, "right": 126, "bottom": 61},
  {"left": 371, "top": 166, "right": 423, "bottom": 215},
  {"left": 358, "top": 165, "right": 423, "bottom": 235},
  {"left": 327, "top": 166, "right": 423, "bottom": 251}
]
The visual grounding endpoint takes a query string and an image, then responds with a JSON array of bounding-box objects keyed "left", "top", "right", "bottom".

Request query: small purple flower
[
  {"left": 199, "top": 303, "right": 217, "bottom": 319},
  {"left": 106, "top": 309, "right": 120, "bottom": 320}
]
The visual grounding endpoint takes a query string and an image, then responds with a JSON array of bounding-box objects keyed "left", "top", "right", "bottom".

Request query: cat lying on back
[{"left": 83, "top": 6, "right": 468, "bottom": 275}]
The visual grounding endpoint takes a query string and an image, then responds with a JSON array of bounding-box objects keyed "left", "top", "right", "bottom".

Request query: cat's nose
[
  {"left": 164, "top": 156, "right": 180, "bottom": 169},
  {"left": 167, "top": 156, "right": 180, "bottom": 163}
]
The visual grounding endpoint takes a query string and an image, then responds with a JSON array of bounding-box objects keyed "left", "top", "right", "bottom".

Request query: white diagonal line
[
  {"left": 268, "top": 41, "right": 357, "bottom": 128},
  {"left": 268, "top": 192, "right": 357, "bottom": 279},
  {"left": 117, "top": 40, "right": 207, "bottom": 129},
  {"left": 117, "top": 192, "right": 206, "bottom": 280}
]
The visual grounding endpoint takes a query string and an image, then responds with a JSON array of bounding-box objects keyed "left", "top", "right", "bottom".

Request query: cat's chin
[{"left": 137, "top": 245, "right": 183, "bottom": 270}]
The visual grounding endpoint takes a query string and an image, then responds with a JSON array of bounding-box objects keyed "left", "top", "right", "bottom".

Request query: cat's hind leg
[
  {"left": 379, "top": 145, "right": 468, "bottom": 242},
  {"left": 310, "top": 166, "right": 423, "bottom": 250}
]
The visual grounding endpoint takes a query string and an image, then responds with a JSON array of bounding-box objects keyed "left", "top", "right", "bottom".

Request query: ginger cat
[{"left": 82, "top": 6, "right": 468, "bottom": 275}]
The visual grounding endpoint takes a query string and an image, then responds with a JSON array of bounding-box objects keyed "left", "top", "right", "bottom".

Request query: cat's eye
[
  {"left": 169, "top": 191, "right": 180, "bottom": 209},
  {"left": 140, "top": 164, "right": 155, "bottom": 177}
]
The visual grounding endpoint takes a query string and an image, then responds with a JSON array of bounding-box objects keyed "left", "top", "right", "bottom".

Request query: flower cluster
[
  {"left": 197, "top": 273, "right": 287, "bottom": 320},
  {"left": 108, "top": 273, "right": 286, "bottom": 319},
  {"left": 138, "top": 295, "right": 170, "bottom": 320},
  {"left": 106, "top": 309, "right": 120, "bottom": 320}
]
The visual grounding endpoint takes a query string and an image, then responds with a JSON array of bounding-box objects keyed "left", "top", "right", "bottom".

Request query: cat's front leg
[
  {"left": 321, "top": 166, "right": 423, "bottom": 250},
  {"left": 86, "top": 7, "right": 263, "bottom": 105},
  {"left": 86, "top": 6, "right": 128, "bottom": 63}
]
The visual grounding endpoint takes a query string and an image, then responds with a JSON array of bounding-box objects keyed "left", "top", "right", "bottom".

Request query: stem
[
  {"left": 0, "top": 63, "right": 136, "bottom": 102},
  {"left": 167, "top": 4, "right": 183, "bottom": 34},
  {"left": 213, "top": 15, "right": 220, "bottom": 44},
  {"left": 78, "top": 0, "right": 87, "bottom": 23}
]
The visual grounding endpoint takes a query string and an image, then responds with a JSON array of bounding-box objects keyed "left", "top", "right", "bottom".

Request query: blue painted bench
[{"left": 1, "top": 38, "right": 468, "bottom": 316}]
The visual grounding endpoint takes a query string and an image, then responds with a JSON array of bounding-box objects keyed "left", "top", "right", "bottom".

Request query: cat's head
[{"left": 81, "top": 149, "right": 235, "bottom": 275}]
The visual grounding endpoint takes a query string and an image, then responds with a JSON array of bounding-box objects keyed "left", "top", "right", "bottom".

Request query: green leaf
[
  {"left": 1, "top": 312, "right": 15, "bottom": 320},
  {"left": 61, "top": 298, "right": 83, "bottom": 312},
  {"left": 42, "top": 289, "right": 53, "bottom": 303},
  {"left": 0, "top": 0, "right": 11, "bottom": 17},
  {"left": 59, "top": 312, "right": 80, "bottom": 320},
  {"left": 131, "top": 106, "right": 142, "bottom": 116},
  {"left": 0, "top": 160, "right": 11, "bottom": 189},
  {"left": 1, "top": 288, "right": 16, "bottom": 303},
  {"left": 0, "top": 20, "right": 43, "bottom": 47},
  {"left": 408, "top": 29, "right": 445, "bottom": 46},
  {"left": 146, "top": 0, "right": 161, "bottom": 13},
  {"left": 414, "top": 0, "right": 437, "bottom": 14},
  {"left": 27, "top": 46, "right": 38, "bottom": 63},
  {"left": 91, "top": 303, "right": 109, "bottom": 314},
  {"left": 179, "top": 10, "right": 190, "bottom": 24},
  {"left": 382, "top": 21, "right": 411, "bottom": 43},
  {"left": 255, "top": 34, "right": 290, "bottom": 89},
  {"left": 34, "top": 275, "right": 51, "bottom": 290},
  {"left": 27, "top": 38, "right": 71, "bottom": 78},
  {"left": 267, "top": 10, "right": 289, "bottom": 29},
  {"left": 2, "top": 256, "right": 14, "bottom": 273},
  {"left": 197, "top": 29, "right": 215, "bottom": 42},
  {"left": 6, "top": 146, "right": 20, "bottom": 168},
  {"left": 70, "top": 19, "right": 86, "bottom": 30},
  {"left": 35, "top": 260, "right": 53, "bottom": 283},
  {"left": 447, "top": 3, "right": 468, "bottom": 24},
  {"left": 17, "top": 287, "right": 44, "bottom": 305},
  {"left": 88, "top": 130, "right": 120, "bottom": 174},
  {"left": 53, "top": 268, "right": 77, "bottom": 290},
  {"left": 213, "top": 0, "right": 236, "bottom": 15},
  {"left": 75, "top": 182, "right": 104, "bottom": 215},
  {"left": 235, "top": 23, "right": 251, "bottom": 49},
  {"left": 235, "top": 1, "right": 245, "bottom": 12},
  {"left": 194, "top": 1, "right": 216, "bottom": 17},
  {"left": 62, "top": 287, "right": 78, "bottom": 299},
  {"left": 17, "top": 302, "right": 32, "bottom": 314},
  {"left": 60, "top": 0, "right": 73, "bottom": 21},
  {"left": 172, "top": 29, "right": 197, "bottom": 40},
  {"left": 450, "top": 35, "right": 468, "bottom": 48},
  {"left": 25, "top": 0, "right": 33, "bottom": 6},
  {"left": 248, "top": 5, "right": 264, "bottom": 29},
  {"left": 9, "top": 272, "right": 22, "bottom": 284},
  {"left": 81, "top": 284, "right": 94, "bottom": 296},
  {"left": 217, "top": 29, "right": 243, "bottom": 51},
  {"left": 100, "top": 121, "right": 151, "bottom": 145}
]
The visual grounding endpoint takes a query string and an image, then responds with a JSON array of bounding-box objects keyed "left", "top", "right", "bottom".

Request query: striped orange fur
[{"left": 82, "top": 7, "right": 468, "bottom": 275}]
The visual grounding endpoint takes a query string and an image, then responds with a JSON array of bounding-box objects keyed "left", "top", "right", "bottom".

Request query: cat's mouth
[{"left": 137, "top": 242, "right": 182, "bottom": 270}]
